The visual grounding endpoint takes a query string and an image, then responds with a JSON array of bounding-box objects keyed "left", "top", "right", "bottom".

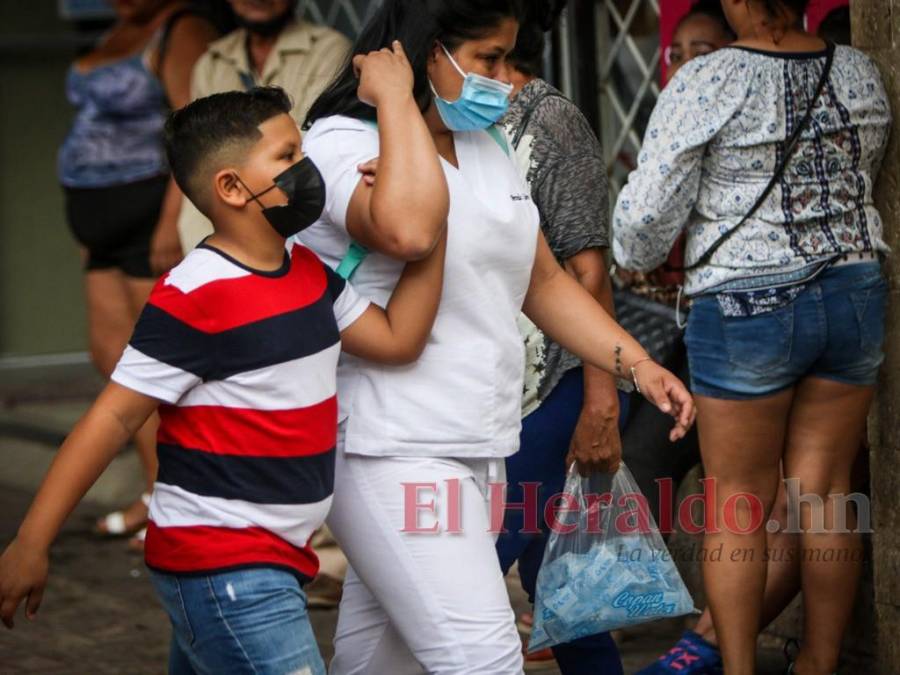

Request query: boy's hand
[
  {"left": 633, "top": 361, "right": 696, "bottom": 442},
  {"left": 359, "top": 158, "right": 379, "bottom": 187},
  {"left": 0, "top": 538, "right": 49, "bottom": 629},
  {"left": 353, "top": 40, "right": 414, "bottom": 107}
]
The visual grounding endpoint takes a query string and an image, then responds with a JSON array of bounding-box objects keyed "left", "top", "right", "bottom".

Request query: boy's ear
[{"left": 214, "top": 170, "right": 250, "bottom": 209}]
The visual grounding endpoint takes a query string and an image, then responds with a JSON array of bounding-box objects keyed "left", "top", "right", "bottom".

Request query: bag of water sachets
[{"left": 529, "top": 462, "right": 696, "bottom": 652}]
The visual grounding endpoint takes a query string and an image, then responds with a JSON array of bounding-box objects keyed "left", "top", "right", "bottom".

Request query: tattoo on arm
[{"left": 614, "top": 344, "right": 623, "bottom": 376}]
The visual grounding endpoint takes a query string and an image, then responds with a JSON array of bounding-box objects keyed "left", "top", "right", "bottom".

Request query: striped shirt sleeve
[
  {"left": 111, "top": 280, "right": 214, "bottom": 404},
  {"left": 323, "top": 264, "right": 370, "bottom": 332}
]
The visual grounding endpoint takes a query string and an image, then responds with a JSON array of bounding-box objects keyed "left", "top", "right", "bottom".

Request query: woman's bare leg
[
  {"left": 696, "top": 390, "right": 794, "bottom": 675},
  {"left": 85, "top": 269, "right": 135, "bottom": 377},
  {"left": 692, "top": 476, "right": 801, "bottom": 643},
  {"left": 783, "top": 377, "right": 873, "bottom": 675}
]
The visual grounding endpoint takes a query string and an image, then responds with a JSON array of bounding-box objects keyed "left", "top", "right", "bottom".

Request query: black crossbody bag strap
[{"left": 677, "top": 43, "right": 835, "bottom": 273}]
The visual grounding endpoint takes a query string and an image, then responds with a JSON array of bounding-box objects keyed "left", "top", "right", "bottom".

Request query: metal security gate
[
  {"left": 596, "top": 0, "right": 661, "bottom": 193},
  {"left": 555, "top": 0, "right": 662, "bottom": 196},
  {"left": 296, "top": 0, "right": 379, "bottom": 39}
]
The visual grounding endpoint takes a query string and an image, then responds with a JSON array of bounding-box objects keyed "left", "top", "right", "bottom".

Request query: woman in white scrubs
[{"left": 298, "top": 1, "right": 696, "bottom": 673}]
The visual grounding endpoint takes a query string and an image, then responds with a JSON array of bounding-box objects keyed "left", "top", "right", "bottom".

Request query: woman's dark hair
[
  {"left": 680, "top": 0, "right": 736, "bottom": 41},
  {"left": 759, "top": 0, "right": 809, "bottom": 22},
  {"left": 507, "top": 0, "right": 568, "bottom": 77},
  {"left": 817, "top": 6, "right": 851, "bottom": 45},
  {"left": 304, "top": 0, "right": 524, "bottom": 128}
]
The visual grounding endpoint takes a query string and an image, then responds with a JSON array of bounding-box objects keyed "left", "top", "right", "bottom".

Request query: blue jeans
[
  {"left": 685, "top": 262, "right": 888, "bottom": 399},
  {"left": 150, "top": 567, "right": 326, "bottom": 675},
  {"left": 496, "top": 367, "right": 629, "bottom": 675}
]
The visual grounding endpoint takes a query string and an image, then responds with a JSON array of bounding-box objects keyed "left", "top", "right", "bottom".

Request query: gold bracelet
[{"left": 630, "top": 356, "right": 654, "bottom": 395}]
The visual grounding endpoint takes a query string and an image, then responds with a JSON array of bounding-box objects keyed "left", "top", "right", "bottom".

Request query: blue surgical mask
[{"left": 429, "top": 43, "right": 513, "bottom": 132}]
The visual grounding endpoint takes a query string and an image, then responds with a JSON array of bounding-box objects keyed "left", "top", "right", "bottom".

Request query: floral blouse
[{"left": 612, "top": 44, "right": 891, "bottom": 296}]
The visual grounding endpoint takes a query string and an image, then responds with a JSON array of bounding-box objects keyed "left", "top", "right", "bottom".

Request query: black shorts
[{"left": 64, "top": 174, "right": 168, "bottom": 279}]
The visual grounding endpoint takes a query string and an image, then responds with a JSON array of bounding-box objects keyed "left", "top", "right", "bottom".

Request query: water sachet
[{"left": 529, "top": 463, "right": 696, "bottom": 652}]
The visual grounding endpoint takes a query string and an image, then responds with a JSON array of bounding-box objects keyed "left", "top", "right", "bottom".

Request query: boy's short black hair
[{"left": 165, "top": 87, "right": 293, "bottom": 216}]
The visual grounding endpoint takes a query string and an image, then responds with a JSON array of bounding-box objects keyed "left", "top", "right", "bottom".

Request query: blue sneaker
[{"left": 635, "top": 630, "right": 723, "bottom": 674}]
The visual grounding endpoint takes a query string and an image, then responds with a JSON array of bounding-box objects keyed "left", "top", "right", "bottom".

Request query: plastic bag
[{"left": 529, "top": 462, "right": 696, "bottom": 652}]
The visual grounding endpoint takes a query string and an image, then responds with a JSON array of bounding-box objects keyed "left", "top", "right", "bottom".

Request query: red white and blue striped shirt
[{"left": 111, "top": 241, "right": 369, "bottom": 580}]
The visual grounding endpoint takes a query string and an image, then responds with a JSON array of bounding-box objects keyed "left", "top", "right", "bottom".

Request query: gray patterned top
[
  {"left": 612, "top": 45, "right": 891, "bottom": 296},
  {"left": 503, "top": 79, "right": 612, "bottom": 416}
]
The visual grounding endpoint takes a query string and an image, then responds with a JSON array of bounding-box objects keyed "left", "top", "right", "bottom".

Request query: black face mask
[
  {"left": 234, "top": 5, "right": 295, "bottom": 38},
  {"left": 238, "top": 157, "right": 327, "bottom": 239}
]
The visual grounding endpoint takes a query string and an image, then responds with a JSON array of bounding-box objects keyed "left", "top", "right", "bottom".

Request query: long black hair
[
  {"left": 304, "top": 0, "right": 524, "bottom": 128},
  {"left": 507, "top": 0, "right": 568, "bottom": 77}
]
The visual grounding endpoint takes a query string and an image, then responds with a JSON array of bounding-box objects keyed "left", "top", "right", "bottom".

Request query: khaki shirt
[{"left": 177, "top": 20, "right": 351, "bottom": 251}]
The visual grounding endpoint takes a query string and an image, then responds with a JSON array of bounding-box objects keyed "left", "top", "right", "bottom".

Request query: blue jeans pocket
[
  {"left": 849, "top": 275, "right": 888, "bottom": 353},
  {"left": 722, "top": 302, "right": 795, "bottom": 375}
]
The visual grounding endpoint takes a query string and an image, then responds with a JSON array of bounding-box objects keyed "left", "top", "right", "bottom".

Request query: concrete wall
[
  {"left": 852, "top": 3, "right": 900, "bottom": 673},
  {"left": 0, "top": 3, "right": 89, "bottom": 356}
]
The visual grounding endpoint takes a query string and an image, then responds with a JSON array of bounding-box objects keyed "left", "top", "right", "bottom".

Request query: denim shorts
[
  {"left": 684, "top": 262, "right": 888, "bottom": 400},
  {"left": 150, "top": 567, "right": 326, "bottom": 675}
]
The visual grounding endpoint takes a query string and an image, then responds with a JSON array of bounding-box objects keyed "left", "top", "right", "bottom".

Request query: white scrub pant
[{"left": 327, "top": 436, "right": 524, "bottom": 675}]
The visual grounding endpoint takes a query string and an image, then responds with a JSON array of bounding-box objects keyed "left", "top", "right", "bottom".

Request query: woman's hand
[
  {"left": 353, "top": 40, "right": 414, "bottom": 107},
  {"left": 0, "top": 538, "right": 49, "bottom": 629},
  {"left": 632, "top": 360, "right": 696, "bottom": 441},
  {"left": 150, "top": 217, "right": 183, "bottom": 276}
]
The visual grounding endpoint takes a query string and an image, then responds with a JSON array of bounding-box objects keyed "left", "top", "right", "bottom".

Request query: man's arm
[
  {"left": 0, "top": 384, "right": 159, "bottom": 628},
  {"left": 340, "top": 228, "right": 447, "bottom": 365},
  {"left": 530, "top": 97, "right": 620, "bottom": 474},
  {"left": 564, "top": 248, "right": 624, "bottom": 474}
]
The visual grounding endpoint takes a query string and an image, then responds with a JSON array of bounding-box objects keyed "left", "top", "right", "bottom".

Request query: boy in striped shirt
[{"left": 0, "top": 81, "right": 448, "bottom": 674}]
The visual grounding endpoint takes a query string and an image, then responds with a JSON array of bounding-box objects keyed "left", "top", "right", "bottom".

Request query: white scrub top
[{"left": 297, "top": 115, "right": 540, "bottom": 458}]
